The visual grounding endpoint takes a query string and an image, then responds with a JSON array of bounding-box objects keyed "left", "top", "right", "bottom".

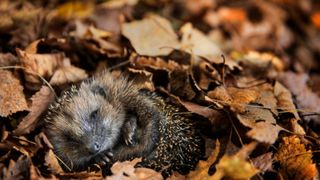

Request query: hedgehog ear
[{"left": 91, "top": 85, "right": 107, "bottom": 98}]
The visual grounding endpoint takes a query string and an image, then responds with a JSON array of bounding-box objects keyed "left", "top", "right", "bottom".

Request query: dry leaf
[
  {"left": 274, "top": 81, "right": 300, "bottom": 120},
  {"left": 101, "top": 0, "right": 138, "bottom": 8},
  {"left": 14, "top": 86, "right": 55, "bottom": 135},
  {"left": 51, "top": 1, "right": 94, "bottom": 20},
  {"left": 16, "top": 48, "right": 63, "bottom": 90},
  {"left": 49, "top": 58, "right": 88, "bottom": 85},
  {"left": 280, "top": 72, "right": 320, "bottom": 123},
  {"left": 110, "top": 158, "right": 162, "bottom": 180},
  {"left": 45, "top": 149, "right": 63, "bottom": 174},
  {"left": 169, "top": 69, "right": 196, "bottom": 100},
  {"left": 237, "top": 107, "right": 283, "bottom": 144},
  {"left": 212, "top": 142, "right": 259, "bottom": 180},
  {"left": 188, "top": 140, "right": 220, "bottom": 180},
  {"left": 252, "top": 152, "right": 273, "bottom": 172},
  {"left": 179, "top": 100, "right": 221, "bottom": 121},
  {"left": 274, "top": 135, "right": 318, "bottom": 179},
  {"left": 4, "top": 156, "right": 30, "bottom": 179},
  {"left": 235, "top": 51, "right": 285, "bottom": 71},
  {"left": 227, "top": 84, "right": 284, "bottom": 144},
  {"left": 127, "top": 68, "right": 155, "bottom": 91},
  {"left": 180, "top": 23, "right": 221, "bottom": 61},
  {"left": 0, "top": 70, "right": 28, "bottom": 117},
  {"left": 0, "top": 53, "right": 19, "bottom": 67},
  {"left": 121, "top": 14, "right": 180, "bottom": 56}
]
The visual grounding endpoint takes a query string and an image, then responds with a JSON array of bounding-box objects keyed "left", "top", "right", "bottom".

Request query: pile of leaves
[{"left": 1, "top": 0, "right": 320, "bottom": 179}]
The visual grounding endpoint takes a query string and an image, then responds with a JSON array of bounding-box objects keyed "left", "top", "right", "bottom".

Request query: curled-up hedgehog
[{"left": 44, "top": 71, "right": 204, "bottom": 177}]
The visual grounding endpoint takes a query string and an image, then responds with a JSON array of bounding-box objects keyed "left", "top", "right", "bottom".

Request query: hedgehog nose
[{"left": 90, "top": 142, "right": 101, "bottom": 154}]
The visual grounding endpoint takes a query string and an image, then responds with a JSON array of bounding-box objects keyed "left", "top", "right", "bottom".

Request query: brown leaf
[
  {"left": 188, "top": 140, "right": 220, "bottom": 180},
  {"left": 0, "top": 70, "right": 28, "bottom": 117},
  {"left": 237, "top": 107, "right": 283, "bottom": 144},
  {"left": 29, "top": 165, "right": 50, "bottom": 180},
  {"left": 280, "top": 72, "right": 320, "bottom": 123},
  {"left": 252, "top": 152, "right": 273, "bottom": 173},
  {"left": 0, "top": 53, "right": 19, "bottom": 67},
  {"left": 179, "top": 100, "right": 221, "bottom": 121},
  {"left": 212, "top": 142, "right": 259, "bottom": 180},
  {"left": 16, "top": 48, "right": 63, "bottom": 90},
  {"left": 101, "top": 0, "right": 138, "bottom": 8},
  {"left": 274, "top": 81, "right": 300, "bottom": 120},
  {"left": 4, "top": 156, "right": 31, "bottom": 179},
  {"left": 110, "top": 158, "right": 162, "bottom": 180},
  {"left": 45, "top": 149, "right": 63, "bottom": 174},
  {"left": 180, "top": 23, "right": 221, "bottom": 61},
  {"left": 127, "top": 68, "right": 155, "bottom": 91},
  {"left": 169, "top": 69, "right": 196, "bottom": 100},
  {"left": 121, "top": 14, "right": 180, "bottom": 56},
  {"left": 49, "top": 58, "right": 88, "bottom": 85},
  {"left": 13, "top": 86, "right": 55, "bottom": 135},
  {"left": 131, "top": 55, "right": 180, "bottom": 72},
  {"left": 227, "top": 84, "right": 283, "bottom": 144},
  {"left": 235, "top": 51, "right": 285, "bottom": 71},
  {"left": 274, "top": 135, "right": 318, "bottom": 179}
]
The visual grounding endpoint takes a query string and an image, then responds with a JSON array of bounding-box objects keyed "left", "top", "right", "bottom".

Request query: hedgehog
[{"left": 44, "top": 71, "right": 204, "bottom": 177}]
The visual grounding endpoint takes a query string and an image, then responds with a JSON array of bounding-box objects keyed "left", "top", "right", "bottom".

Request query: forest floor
[{"left": 0, "top": 0, "right": 320, "bottom": 179}]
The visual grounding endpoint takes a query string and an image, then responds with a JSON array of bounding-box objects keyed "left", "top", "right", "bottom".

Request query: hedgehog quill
[{"left": 44, "top": 71, "right": 204, "bottom": 177}]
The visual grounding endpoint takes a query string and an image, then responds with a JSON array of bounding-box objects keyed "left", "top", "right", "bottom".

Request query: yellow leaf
[
  {"left": 188, "top": 140, "right": 220, "bottom": 180},
  {"left": 212, "top": 142, "right": 259, "bottom": 180},
  {"left": 53, "top": 2, "right": 94, "bottom": 20}
]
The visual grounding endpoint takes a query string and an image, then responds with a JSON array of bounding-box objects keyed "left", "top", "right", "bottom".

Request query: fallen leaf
[
  {"left": 131, "top": 55, "right": 180, "bottom": 72},
  {"left": 110, "top": 158, "right": 162, "bottom": 180},
  {"left": 180, "top": 23, "right": 222, "bottom": 61},
  {"left": 16, "top": 48, "right": 63, "bottom": 90},
  {"left": 234, "top": 51, "right": 285, "bottom": 71},
  {"left": 237, "top": 107, "right": 283, "bottom": 144},
  {"left": 280, "top": 72, "right": 320, "bottom": 123},
  {"left": 4, "top": 156, "right": 31, "bottom": 179},
  {"left": 179, "top": 100, "right": 221, "bottom": 121},
  {"left": 0, "top": 53, "right": 19, "bottom": 67},
  {"left": 212, "top": 142, "right": 259, "bottom": 180},
  {"left": 29, "top": 165, "right": 48, "bottom": 179},
  {"left": 49, "top": 58, "right": 88, "bottom": 85},
  {"left": 13, "top": 86, "right": 55, "bottom": 135},
  {"left": 101, "top": 0, "right": 138, "bottom": 8},
  {"left": 57, "top": 172, "right": 102, "bottom": 179},
  {"left": 274, "top": 81, "right": 300, "bottom": 120},
  {"left": 127, "top": 68, "right": 155, "bottom": 91},
  {"left": 274, "top": 135, "right": 318, "bottom": 179},
  {"left": 121, "top": 14, "right": 180, "bottom": 56},
  {"left": 45, "top": 149, "right": 63, "bottom": 174},
  {"left": 51, "top": 1, "right": 94, "bottom": 20},
  {"left": 251, "top": 152, "right": 273, "bottom": 173},
  {"left": 227, "top": 84, "right": 284, "bottom": 144},
  {"left": 188, "top": 140, "right": 220, "bottom": 180},
  {"left": 169, "top": 68, "right": 196, "bottom": 100},
  {"left": 0, "top": 70, "right": 28, "bottom": 117}
]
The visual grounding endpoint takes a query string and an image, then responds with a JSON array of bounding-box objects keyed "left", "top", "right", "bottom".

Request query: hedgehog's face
[{"left": 45, "top": 84, "right": 126, "bottom": 170}]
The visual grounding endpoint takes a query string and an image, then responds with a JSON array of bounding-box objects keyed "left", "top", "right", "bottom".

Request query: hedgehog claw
[{"left": 95, "top": 151, "right": 113, "bottom": 165}]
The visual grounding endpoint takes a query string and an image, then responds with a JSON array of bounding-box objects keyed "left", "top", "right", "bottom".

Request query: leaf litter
[{"left": 0, "top": 0, "right": 320, "bottom": 179}]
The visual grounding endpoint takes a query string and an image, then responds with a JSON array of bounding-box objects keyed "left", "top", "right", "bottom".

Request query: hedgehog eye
[
  {"left": 91, "top": 85, "right": 107, "bottom": 98},
  {"left": 90, "top": 109, "right": 98, "bottom": 120}
]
